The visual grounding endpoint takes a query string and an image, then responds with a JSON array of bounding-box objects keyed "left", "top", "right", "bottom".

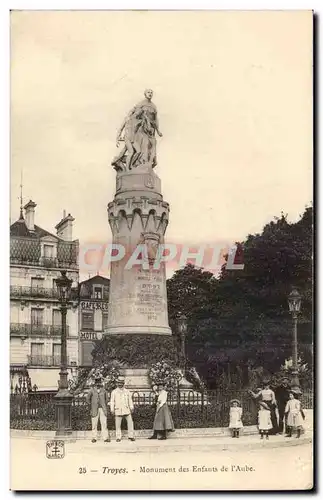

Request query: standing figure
[
  {"left": 258, "top": 401, "right": 272, "bottom": 440},
  {"left": 112, "top": 89, "right": 163, "bottom": 171},
  {"left": 284, "top": 392, "right": 305, "bottom": 438},
  {"left": 148, "top": 385, "right": 159, "bottom": 440},
  {"left": 86, "top": 377, "right": 110, "bottom": 443},
  {"left": 249, "top": 380, "right": 279, "bottom": 434},
  {"left": 275, "top": 378, "right": 291, "bottom": 435},
  {"left": 110, "top": 376, "right": 135, "bottom": 442},
  {"left": 229, "top": 399, "right": 243, "bottom": 438},
  {"left": 152, "top": 384, "right": 175, "bottom": 440}
]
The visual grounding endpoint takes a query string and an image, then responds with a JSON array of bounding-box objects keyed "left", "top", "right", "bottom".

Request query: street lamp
[
  {"left": 54, "top": 270, "right": 73, "bottom": 436},
  {"left": 178, "top": 314, "right": 187, "bottom": 372},
  {"left": 288, "top": 288, "right": 302, "bottom": 392}
]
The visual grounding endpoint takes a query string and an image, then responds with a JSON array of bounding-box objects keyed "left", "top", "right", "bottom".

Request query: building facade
[
  {"left": 10, "top": 201, "right": 79, "bottom": 391},
  {"left": 78, "top": 276, "right": 110, "bottom": 367}
]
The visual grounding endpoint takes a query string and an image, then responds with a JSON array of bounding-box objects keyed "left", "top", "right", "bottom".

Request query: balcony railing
[
  {"left": 10, "top": 285, "right": 80, "bottom": 302},
  {"left": 10, "top": 258, "right": 78, "bottom": 270},
  {"left": 10, "top": 323, "right": 69, "bottom": 337},
  {"left": 10, "top": 285, "right": 59, "bottom": 299},
  {"left": 27, "top": 355, "right": 70, "bottom": 367}
]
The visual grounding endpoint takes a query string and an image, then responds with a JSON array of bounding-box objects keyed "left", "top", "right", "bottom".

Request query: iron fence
[
  {"left": 10, "top": 388, "right": 313, "bottom": 431},
  {"left": 10, "top": 285, "right": 59, "bottom": 299}
]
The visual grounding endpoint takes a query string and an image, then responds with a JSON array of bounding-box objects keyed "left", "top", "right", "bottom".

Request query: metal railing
[
  {"left": 10, "top": 323, "right": 69, "bottom": 337},
  {"left": 10, "top": 258, "right": 78, "bottom": 270},
  {"left": 10, "top": 388, "right": 313, "bottom": 430},
  {"left": 10, "top": 285, "right": 79, "bottom": 302},
  {"left": 80, "top": 287, "right": 110, "bottom": 301},
  {"left": 10, "top": 285, "right": 59, "bottom": 299},
  {"left": 27, "top": 355, "right": 68, "bottom": 367}
]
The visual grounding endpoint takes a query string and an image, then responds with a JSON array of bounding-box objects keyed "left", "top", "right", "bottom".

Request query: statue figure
[{"left": 112, "top": 89, "right": 163, "bottom": 172}]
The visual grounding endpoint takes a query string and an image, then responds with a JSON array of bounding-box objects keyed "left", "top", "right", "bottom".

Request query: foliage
[
  {"left": 68, "top": 367, "right": 91, "bottom": 394},
  {"left": 11, "top": 385, "right": 313, "bottom": 431},
  {"left": 270, "top": 357, "right": 313, "bottom": 390},
  {"left": 148, "top": 361, "right": 182, "bottom": 391},
  {"left": 89, "top": 364, "right": 121, "bottom": 391},
  {"left": 185, "top": 365, "right": 207, "bottom": 392},
  {"left": 10, "top": 401, "right": 258, "bottom": 430},
  {"left": 91, "top": 334, "right": 177, "bottom": 368},
  {"left": 167, "top": 207, "right": 313, "bottom": 387}
]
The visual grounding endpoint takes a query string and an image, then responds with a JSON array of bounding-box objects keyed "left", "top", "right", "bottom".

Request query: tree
[{"left": 166, "top": 206, "right": 313, "bottom": 388}]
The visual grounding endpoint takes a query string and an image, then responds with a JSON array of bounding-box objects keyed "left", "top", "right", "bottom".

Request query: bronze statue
[{"left": 112, "top": 89, "right": 163, "bottom": 172}]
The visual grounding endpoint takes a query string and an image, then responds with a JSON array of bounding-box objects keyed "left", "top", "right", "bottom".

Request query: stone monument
[{"left": 106, "top": 89, "right": 177, "bottom": 390}]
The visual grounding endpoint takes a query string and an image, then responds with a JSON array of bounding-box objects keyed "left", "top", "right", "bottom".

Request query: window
[
  {"left": 31, "top": 308, "right": 44, "bottom": 325},
  {"left": 31, "top": 343, "right": 44, "bottom": 360},
  {"left": 30, "top": 342, "right": 44, "bottom": 366},
  {"left": 82, "top": 312, "right": 94, "bottom": 330},
  {"left": 31, "top": 277, "right": 44, "bottom": 290},
  {"left": 93, "top": 286, "right": 102, "bottom": 299},
  {"left": 52, "top": 309, "right": 61, "bottom": 326},
  {"left": 44, "top": 245, "right": 54, "bottom": 258},
  {"left": 102, "top": 313, "right": 109, "bottom": 330},
  {"left": 52, "top": 343, "right": 61, "bottom": 365}
]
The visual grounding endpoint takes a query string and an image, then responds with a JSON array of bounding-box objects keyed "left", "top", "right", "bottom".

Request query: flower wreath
[
  {"left": 148, "top": 361, "right": 182, "bottom": 392},
  {"left": 69, "top": 364, "right": 121, "bottom": 393}
]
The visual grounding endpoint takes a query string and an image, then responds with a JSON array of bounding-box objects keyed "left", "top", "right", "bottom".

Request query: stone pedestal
[
  {"left": 107, "top": 169, "right": 171, "bottom": 336},
  {"left": 120, "top": 368, "right": 195, "bottom": 397},
  {"left": 104, "top": 167, "right": 198, "bottom": 396},
  {"left": 54, "top": 389, "right": 73, "bottom": 436}
]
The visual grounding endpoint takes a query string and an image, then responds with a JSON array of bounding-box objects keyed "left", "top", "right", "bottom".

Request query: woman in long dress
[
  {"left": 284, "top": 392, "right": 305, "bottom": 438},
  {"left": 148, "top": 385, "right": 159, "bottom": 440},
  {"left": 152, "top": 384, "right": 175, "bottom": 440}
]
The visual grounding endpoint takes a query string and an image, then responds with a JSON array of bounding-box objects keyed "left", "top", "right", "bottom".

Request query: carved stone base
[
  {"left": 120, "top": 368, "right": 194, "bottom": 394},
  {"left": 115, "top": 169, "right": 162, "bottom": 196},
  {"left": 105, "top": 325, "right": 172, "bottom": 335}
]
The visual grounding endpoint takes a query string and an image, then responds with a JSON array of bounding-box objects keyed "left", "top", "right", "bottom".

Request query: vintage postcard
[{"left": 10, "top": 10, "right": 313, "bottom": 491}]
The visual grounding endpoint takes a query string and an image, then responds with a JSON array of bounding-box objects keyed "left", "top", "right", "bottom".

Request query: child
[
  {"left": 258, "top": 401, "right": 272, "bottom": 439},
  {"left": 284, "top": 392, "right": 305, "bottom": 438},
  {"left": 229, "top": 399, "right": 243, "bottom": 438}
]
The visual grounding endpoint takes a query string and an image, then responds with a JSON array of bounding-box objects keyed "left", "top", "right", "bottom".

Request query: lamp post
[
  {"left": 54, "top": 270, "right": 73, "bottom": 436},
  {"left": 178, "top": 314, "right": 187, "bottom": 372},
  {"left": 288, "top": 288, "right": 302, "bottom": 392}
]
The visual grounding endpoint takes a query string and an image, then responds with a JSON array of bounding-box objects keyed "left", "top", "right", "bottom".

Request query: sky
[{"left": 10, "top": 10, "right": 313, "bottom": 278}]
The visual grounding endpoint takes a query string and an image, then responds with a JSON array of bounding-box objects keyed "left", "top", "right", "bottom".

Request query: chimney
[
  {"left": 55, "top": 212, "right": 75, "bottom": 241},
  {"left": 24, "top": 200, "right": 37, "bottom": 231}
]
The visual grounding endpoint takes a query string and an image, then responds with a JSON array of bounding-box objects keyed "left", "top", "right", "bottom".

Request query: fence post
[
  {"left": 176, "top": 383, "right": 180, "bottom": 419},
  {"left": 201, "top": 391, "right": 205, "bottom": 420}
]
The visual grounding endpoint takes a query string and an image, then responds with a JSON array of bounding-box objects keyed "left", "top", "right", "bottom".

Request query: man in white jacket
[{"left": 110, "top": 376, "right": 135, "bottom": 442}]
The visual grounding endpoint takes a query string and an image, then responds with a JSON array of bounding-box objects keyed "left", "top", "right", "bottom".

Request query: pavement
[
  {"left": 10, "top": 434, "right": 314, "bottom": 491},
  {"left": 70, "top": 432, "right": 313, "bottom": 453},
  {"left": 11, "top": 428, "right": 313, "bottom": 453},
  {"left": 10, "top": 411, "right": 314, "bottom": 490}
]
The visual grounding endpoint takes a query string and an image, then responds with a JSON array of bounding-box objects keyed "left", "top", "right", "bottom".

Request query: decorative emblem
[
  {"left": 46, "top": 440, "right": 65, "bottom": 459},
  {"left": 140, "top": 232, "right": 160, "bottom": 266},
  {"left": 144, "top": 175, "right": 154, "bottom": 189}
]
